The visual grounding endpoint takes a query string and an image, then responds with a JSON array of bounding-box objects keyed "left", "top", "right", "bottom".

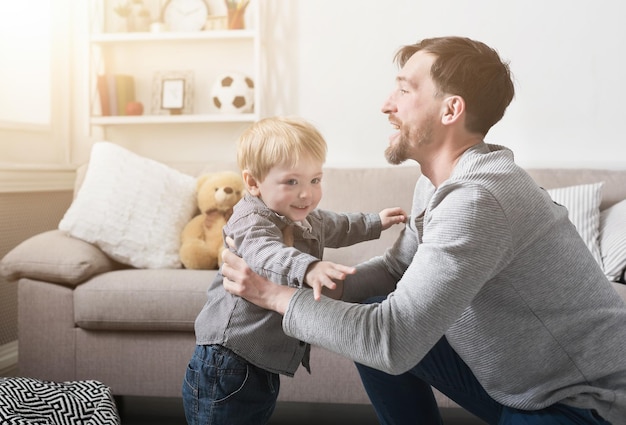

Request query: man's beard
[
  {"left": 385, "top": 119, "right": 433, "bottom": 165},
  {"left": 384, "top": 136, "right": 409, "bottom": 165}
]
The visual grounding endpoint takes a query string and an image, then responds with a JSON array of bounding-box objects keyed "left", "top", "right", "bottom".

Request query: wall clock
[{"left": 162, "top": 0, "right": 209, "bottom": 32}]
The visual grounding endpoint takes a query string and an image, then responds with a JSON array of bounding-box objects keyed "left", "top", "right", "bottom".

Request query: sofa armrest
[{"left": 1, "top": 230, "right": 122, "bottom": 287}]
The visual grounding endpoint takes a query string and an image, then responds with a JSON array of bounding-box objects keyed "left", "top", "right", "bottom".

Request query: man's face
[{"left": 382, "top": 51, "right": 441, "bottom": 164}]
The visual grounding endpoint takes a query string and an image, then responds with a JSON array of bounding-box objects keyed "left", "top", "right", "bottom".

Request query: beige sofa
[{"left": 2, "top": 164, "right": 626, "bottom": 410}]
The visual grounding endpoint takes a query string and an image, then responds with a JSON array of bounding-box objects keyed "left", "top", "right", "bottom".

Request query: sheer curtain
[
  {"left": 0, "top": 0, "right": 72, "bottom": 167},
  {"left": 0, "top": 1, "right": 51, "bottom": 127}
]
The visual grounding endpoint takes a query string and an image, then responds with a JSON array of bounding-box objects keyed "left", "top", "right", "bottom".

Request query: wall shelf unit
[
  {"left": 86, "top": 0, "right": 261, "bottom": 151},
  {"left": 91, "top": 113, "right": 257, "bottom": 126},
  {"left": 90, "top": 30, "right": 256, "bottom": 43}
]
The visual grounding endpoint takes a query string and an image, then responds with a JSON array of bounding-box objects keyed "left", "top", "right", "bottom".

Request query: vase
[{"left": 225, "top": 0, "right": 248, "bottom": 30}]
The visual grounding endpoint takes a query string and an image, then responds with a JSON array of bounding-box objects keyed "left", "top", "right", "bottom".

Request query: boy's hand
[
  {"left": 305, "top": 261, "right": 356, "bottom": 301},
  {"left": 379, "top": 207, "right": 407, "bottom": 230}
]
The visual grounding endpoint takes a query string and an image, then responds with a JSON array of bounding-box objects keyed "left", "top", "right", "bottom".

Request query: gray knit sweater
[{"left": 283, "top": 143, "right": 626, "bottom": 424}]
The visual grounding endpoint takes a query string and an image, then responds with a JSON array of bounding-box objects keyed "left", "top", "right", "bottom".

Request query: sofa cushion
[
  {"left": 58, "top": 142, "right": 197, "bottom": 269},
  {"left": 0, "top": 230, "right": 120, "bottom": 286},
  {"left": 600, "top": 199, "right": 626, "bottom": 282},
  {"left": 319, "top": 165, "right": 421, "bottom": 266},
  {"left": 74, "top": 269, "right": 217, "bottom": 331},
  {"left": 546, "top": 182, "right": 603, "bottom": 266}
]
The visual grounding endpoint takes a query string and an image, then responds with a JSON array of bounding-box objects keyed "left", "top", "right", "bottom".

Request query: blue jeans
[
  {"left": 355, "top": 297, "right": 611, "bottom": 425},
  {"left": 182, "top": 345, "right": 280, "bottom": 425}
]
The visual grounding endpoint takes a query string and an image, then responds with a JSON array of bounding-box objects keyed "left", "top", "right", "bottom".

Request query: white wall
[
  {"left": 6, "top": 0, "right": 624, "bottom": 171},
  {"left": 289, "top": 0, "right": 626, "bottom": 169}
]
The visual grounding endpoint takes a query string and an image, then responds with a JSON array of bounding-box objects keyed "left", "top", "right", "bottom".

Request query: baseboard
[{"left": 0, "top": 340, "right": 18, "bottom": 375}]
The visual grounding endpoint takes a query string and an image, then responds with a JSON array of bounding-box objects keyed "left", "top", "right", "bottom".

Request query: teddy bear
[{"left": 179, "top": 171, "right": 245, "bottom": 270}]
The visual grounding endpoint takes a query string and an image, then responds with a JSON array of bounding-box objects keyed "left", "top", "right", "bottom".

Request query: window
[
  {"left": 0, "top": 0, "right": 71, "bottom": 167},
  {"left": 0, "top": 2, "right": 51, "bottom": 126}
]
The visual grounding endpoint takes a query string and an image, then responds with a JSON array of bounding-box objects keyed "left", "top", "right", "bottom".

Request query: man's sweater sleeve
[{"left": 283, "top": 184, "right": 513, "bottom": 373}]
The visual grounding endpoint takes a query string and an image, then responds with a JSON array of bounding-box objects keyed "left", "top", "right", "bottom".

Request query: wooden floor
[
  {"left": 3, "top": 365, "right": 485, "bottom": 424},
  {"left": 119, "top": 396, "right": 488, "bottom": 425}
]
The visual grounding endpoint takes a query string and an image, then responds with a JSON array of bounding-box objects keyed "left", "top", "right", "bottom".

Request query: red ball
[{"left": 126, "top": 101, "right": 144, "bottom": 116}]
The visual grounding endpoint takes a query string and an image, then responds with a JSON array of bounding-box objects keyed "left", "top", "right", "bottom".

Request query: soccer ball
[{"left": 211, "top": 73, "right": 254, "bottom": 113}]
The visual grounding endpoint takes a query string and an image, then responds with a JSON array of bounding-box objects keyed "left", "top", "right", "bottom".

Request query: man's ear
[
  {"left": 441, "top": 95, "right": 465, "bottom": 126},
  {"left": 242, "top": 170, "right": 261, "bottom": 196}
]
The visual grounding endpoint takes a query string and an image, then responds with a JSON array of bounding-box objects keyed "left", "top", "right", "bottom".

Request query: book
[
  {"left": 96, "top": 75, "right": 110, "bottom": 116},
  {"left": 115, "top": 75, "right": 135, "bottom": 116},
  {"left": 107, "top": 74, "right": 118, "bottom": 116},
  {"left": 96, "top": 74, "right": 136, "bottom": 116}
]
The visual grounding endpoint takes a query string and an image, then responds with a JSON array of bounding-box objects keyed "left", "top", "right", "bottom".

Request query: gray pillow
[{"left": 0, "top": 230, "right": 120, "bottom": 287}]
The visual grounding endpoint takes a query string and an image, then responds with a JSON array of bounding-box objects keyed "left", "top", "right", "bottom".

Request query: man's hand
[
  {"left": 379, "top": 207, "right": 407, "bottom": 230},
  {"left": 221, "top": 237, "right": 296, "bottom": 315},
  {"left": 305, "top": 261, "right": 356, "bottom": 301}
]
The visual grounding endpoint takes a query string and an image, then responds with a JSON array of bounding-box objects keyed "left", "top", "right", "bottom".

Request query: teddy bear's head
[{"left": 196, "top": 171, "right": 245, "bottom": 215}]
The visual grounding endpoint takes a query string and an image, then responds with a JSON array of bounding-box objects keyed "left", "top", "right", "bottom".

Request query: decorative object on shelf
[
  {"left": 204, "top": 14, "right": 227, "bottom": 31},
  {"left": 162, "top": 0, "right": 209, "bottom": 32},
  {"left": 211, "top": 72, "right": 254, "bottom": 113},
  {"left": 96, "top": 74, "right": 136, "bottom": 116},
  {"left": 112, "top": 2, "right": 131, "bottom": 32},
  {"left": 150, "top": 21, "right": 169, "bottom": 32},
  {"left": 161, "top": 79, "right": 185, "bottom": 114},
  {"left": 114, "top": 0, "right": 151, "bottom": 32},
  {"left": 125, "top": 101, "right": 144, "bottom": 116},
  {"left": 129, "top": 0, "right": 152, "bottom": 32},
  {"left": 152, "top": 70, "right": 194, "bottom": 115},
  {"left": 224, "top": 0, "right": 249, "bottom": 29}
]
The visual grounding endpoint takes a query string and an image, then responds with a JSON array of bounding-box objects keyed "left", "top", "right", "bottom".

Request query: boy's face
[{"left": 248, "top": 156, "right": 324, "bottom": 222}]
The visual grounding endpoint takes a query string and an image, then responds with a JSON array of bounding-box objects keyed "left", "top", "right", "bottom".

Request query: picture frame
[
  {"left": 151, "top": 70, "right": 194, "bottom": 115},
  {"left": 161, "top": 79, "right": 185, "bottom": 110}
]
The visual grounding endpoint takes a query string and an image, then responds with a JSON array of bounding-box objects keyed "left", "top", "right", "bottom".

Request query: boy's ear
[{"left": 242, "top": 170, "right": 261, "bottom": 196}]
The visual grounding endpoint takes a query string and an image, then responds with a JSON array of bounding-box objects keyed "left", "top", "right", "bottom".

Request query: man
[{"left": 221, "top": 36, "right": 626, "bottom": 424}]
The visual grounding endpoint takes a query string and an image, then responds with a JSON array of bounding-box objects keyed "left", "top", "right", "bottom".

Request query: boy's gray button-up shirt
[{"left": 194, "top": 194, "right": 383, "bottom": 376}]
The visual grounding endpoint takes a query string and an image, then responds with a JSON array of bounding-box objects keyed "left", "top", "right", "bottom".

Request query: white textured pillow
[
  {"left": 547, "top": 182, "right": 604, "bottom": 266},
  {"left": 59, "top": 142, "right": 197, "bottom": 269},
  {"left": 599, "top": 199, "right": 626, "bottom": 281}
]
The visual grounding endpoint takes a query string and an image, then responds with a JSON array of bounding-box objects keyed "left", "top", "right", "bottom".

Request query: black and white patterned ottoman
[{"left": 0, "top": 377, "right": 120, "bottom": 425}]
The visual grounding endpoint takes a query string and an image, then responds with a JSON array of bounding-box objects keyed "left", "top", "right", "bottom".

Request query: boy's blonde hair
[{"left": 237, "top": 116, "right": 327, "bottom": 182}]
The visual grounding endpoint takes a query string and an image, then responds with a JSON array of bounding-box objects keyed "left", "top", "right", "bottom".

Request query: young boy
[{"left": 182, "top": 116, "right": 406, "bottom": 425}]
